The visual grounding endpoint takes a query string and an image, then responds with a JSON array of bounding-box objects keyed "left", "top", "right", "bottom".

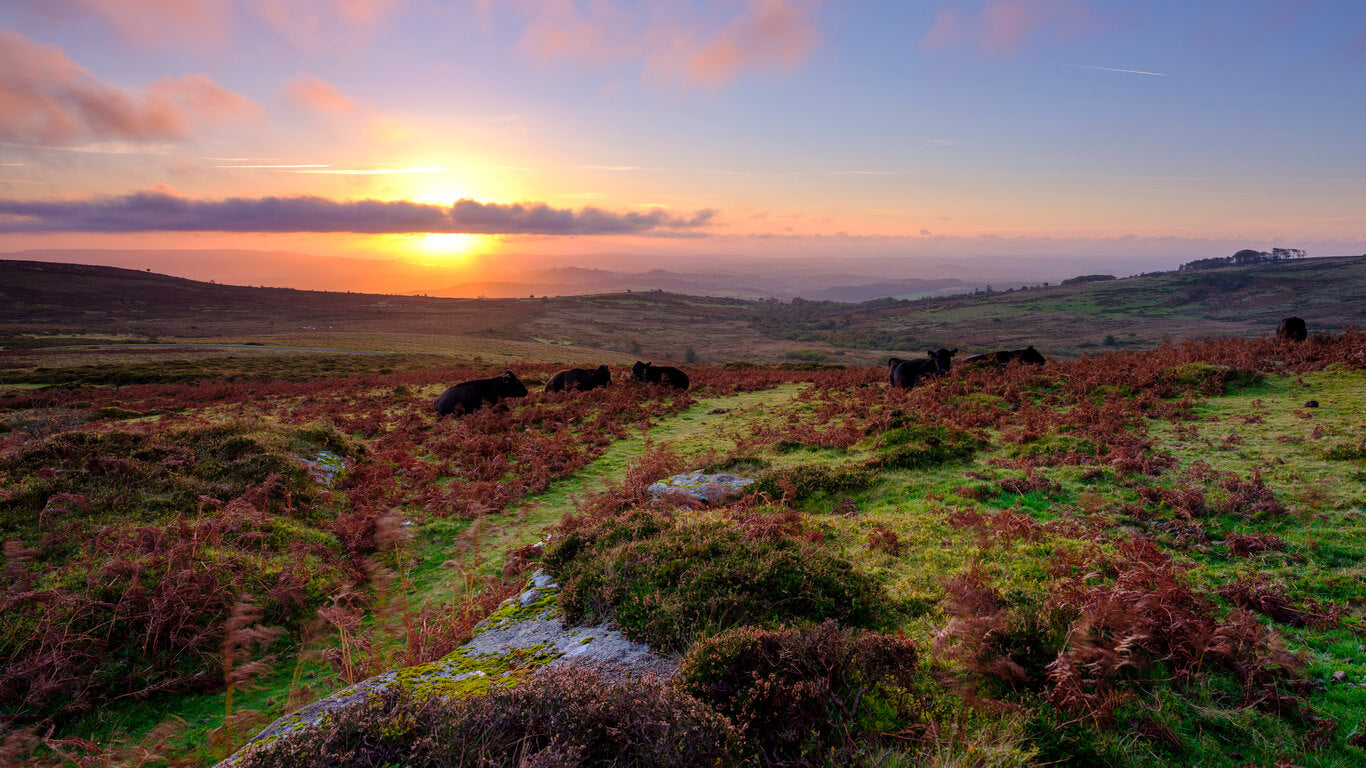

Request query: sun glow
[{"left": 399, "top": 232, "right": 491, "bottom": 267}]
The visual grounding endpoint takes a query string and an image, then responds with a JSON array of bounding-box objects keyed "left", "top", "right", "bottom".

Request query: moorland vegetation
[{"left": 1, "top": 262, "right": 1365, "bottom": 767}]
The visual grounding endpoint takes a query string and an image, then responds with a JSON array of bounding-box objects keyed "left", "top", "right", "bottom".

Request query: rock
[
  {"left": 1304, "top": 400, "right": 1319, "bottom": 408},
  {"left": 647, "top": 470, "right": 755, "bottom": 505},
  {"left": 218, "top": 570, "right": 674, "bottom": 766},
  {"left": 1331, "top": 670, "right": 1348, "bottom": 684},
  {"left": 299, "top": 451, "right": 347, "bottom": 487}
]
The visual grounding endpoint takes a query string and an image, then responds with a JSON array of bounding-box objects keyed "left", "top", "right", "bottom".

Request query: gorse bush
[
  {"left": 543, "top": 510, "right": 887, "bottom": 652},
  {"left": 679, "top": 621, "right": 922, "bottom": 766},
  {"left": 235, "top": 666, "right": 738, "bottom": 768}
]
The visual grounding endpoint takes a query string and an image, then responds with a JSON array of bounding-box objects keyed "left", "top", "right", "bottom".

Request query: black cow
[
  {"left": 545, "top": 365, "right": 612, "bottom": 393},
  {"left": 434, "top": 371, "right": 528, "bottom": 417},
  {"left": 962, "top": 345, "right": 1046, "bottom": 367},
  {"left": 889, "top": 348, "right": 957, "bottom": 389},
  {"left": 1277, "top": 316, "right": 1307, "bottom": 342},
  {"left": 630, "top": 361, "right": 690, "bottom": 390}
]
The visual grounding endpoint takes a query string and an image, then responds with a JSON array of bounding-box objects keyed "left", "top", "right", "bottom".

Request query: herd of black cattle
[{"left": 432, "top": 317, "right": 1311, "bottom": 418}]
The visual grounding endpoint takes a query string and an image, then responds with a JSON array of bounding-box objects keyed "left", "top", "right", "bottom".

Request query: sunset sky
[{"left": 1, "top": 0, "right": 1364, "bottom": 281}]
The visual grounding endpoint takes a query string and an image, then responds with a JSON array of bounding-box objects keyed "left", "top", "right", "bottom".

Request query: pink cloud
[
  {"left": 510, "top": 0, "right": 820, "bottom": 88},
  {"left": 287, "top": 75, "right": 356, "bottom": 114},
  {"left": 514, "top": 0, "right": 628, "bottom": 66},
  {"left": 0, "top": 29, "right": 260, "bottom": 146},
  {"left": 921, "top": 0, "right": 1090, "bottom": 54},
  {"left": 921, "top": 8, "right": 966, "bottom": 51},
  {"left": 681, "top": 0, "right": 821, "bottom": 87},
  {"left": 15, "top": 0, "right": 399, "bottom": 50},
  {"left": 249, "top": 0, "right": 401, "bottom": 48}
]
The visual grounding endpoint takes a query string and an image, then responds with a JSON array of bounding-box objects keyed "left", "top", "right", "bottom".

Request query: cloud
[
  {"left": 0, "top": 189, "right": 717, "bottom": 235},
  {"left": 15, "top": 0, "right": 399, "bottom": 49},
  {"left": 249, "top": 0, "right": 401, "bottom": 49},
  {"left": 0, "top": 29, "right": 260, "bottom": 146},
  {"left": 510, "top": 0, "right": 820, "bottom": 88},
  {"left": 287, "top": 75, "right": 356, "bottom": 114},
  {"left": 921, "top": 0, "right": 1090, "bottom": 54},
  {"left": 515, "top": 0, "right": 624, "bottom": 66},
  {"left": 670, "top": 0, "right": 822, "bottom": 87}
]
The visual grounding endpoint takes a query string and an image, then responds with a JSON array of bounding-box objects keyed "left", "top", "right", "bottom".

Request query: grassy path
[{"left": 410, "top": 384, "right": 804, "bottom": 600}]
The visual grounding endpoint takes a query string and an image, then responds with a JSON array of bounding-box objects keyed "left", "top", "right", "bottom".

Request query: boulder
[{"left": 648, "top": 470, "right": 755, "bottom": 505}]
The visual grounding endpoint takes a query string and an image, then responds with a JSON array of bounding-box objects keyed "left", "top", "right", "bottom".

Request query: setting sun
[{"left": 407, "top": 232, "right": 489, "bottom": 264}]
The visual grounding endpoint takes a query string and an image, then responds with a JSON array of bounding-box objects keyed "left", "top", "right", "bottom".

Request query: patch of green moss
[
  {"left": 484, "top": 589, "right": 560, "bottom": 628},
  {"left": 394, "top": 644, "right": 562, "bottom": 700}
]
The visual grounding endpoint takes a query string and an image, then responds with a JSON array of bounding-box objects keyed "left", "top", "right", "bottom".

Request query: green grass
[{"left": 405, "top": 384, "right": 807, "bottom": 611}]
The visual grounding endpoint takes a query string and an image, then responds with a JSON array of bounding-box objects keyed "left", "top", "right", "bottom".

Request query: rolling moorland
[
  {"left": 2, "top": 253, "right": 1365, "bottom": 370},
  {"left": 0, "top": 256, "right": 1364, "bottom": 767}
]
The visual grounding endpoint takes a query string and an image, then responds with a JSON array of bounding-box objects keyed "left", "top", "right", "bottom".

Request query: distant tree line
[
  {"left": 1179, "top": 248, "right": 1306, "bottom": 272},
  {"left": 1062, "top": 274, "right": 1117, "bottom": 285}
]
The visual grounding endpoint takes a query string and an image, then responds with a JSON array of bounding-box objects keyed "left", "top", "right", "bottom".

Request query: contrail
[{"left": 1066, "top": 64, "right": 1168, "bottom": 77}]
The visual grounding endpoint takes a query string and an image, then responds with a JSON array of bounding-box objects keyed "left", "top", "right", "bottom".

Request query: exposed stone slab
[{"left": 219, "top": 570, "right": 674, "bottom": 766}]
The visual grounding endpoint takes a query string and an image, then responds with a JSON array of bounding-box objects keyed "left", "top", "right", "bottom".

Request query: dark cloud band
[{"left": 0, "top": 191, "right": 716, "bottom": 235}]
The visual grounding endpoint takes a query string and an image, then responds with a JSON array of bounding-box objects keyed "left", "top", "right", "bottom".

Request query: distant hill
[
  {"left": 427, "top": 267, "right": 976, "bottom": 301},
  {"left": 2, "top": 254, "right": 1363, "bottom": 364},
  {"left": 0, "top": 249, "right": 449, "bottom": 295},
  {"left": 2, "top": 249, "right": 985, "bottom": 302}
]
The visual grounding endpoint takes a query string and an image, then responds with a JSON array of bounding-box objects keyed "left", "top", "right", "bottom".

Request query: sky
[{"left": 1, "top": 0, "right": 1364, "bottom": 284}]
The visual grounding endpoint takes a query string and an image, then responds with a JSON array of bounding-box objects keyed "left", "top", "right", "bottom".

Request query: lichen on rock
[{"left": 648, "top": 470, "right": 755, "bottom": 505}]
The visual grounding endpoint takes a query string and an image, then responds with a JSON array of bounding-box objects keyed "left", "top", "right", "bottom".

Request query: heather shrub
[
  {"left": 752, "top": 463, "right": 882, "bottom": 502},
  {"left": 235, "top": 666, "right": 738, "bottom": 768},
  {"left": 0, "top": 422, "right": 352, "bottom": 720},
  {"left": 679, "top": 621, "right": 922, "bottom": 765},
  {"left": 867, "top": 423, "right": 985, "bottom": 470},
  {"left": 544, "top": 510, "right": 887, "bottom": 652},
  {"left": 1162, "top": 362, "right": 1263, "bottom": 394}
]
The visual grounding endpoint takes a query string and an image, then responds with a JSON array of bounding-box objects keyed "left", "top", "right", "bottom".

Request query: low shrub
[
  {"left": 752, "top": 463, "right": 882, "bottom": 502},
  {"left": 1162, "top": 362, "right": 1263, "bottom": 394},
  {"left": 236, "top": 666, "right": 738, "bottom": 768},
  {"left": 544, "top": 510, "right": 887, "bottom": 652},
  {"left": 867, "top": 423, "right": 985, "bottom": 471},
  {"left": 679, "top": 621, "right": 921, "bottom": 765}
]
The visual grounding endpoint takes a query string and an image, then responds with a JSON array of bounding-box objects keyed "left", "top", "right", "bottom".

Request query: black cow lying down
[
  {"left": 889, "top": 348, "right": 957, "bottom": 389},
  {"left": 630, "top": 361, "right": 689, "bottom": 390},
  {"left": 545, "top": 365, "right": 612, "bottom": 393},
  {"left": 1277, "top": 316, "right": 1307, "bottom": 342},
  {"left": 962, "top": 345, "right": 1046, "bottom": 367},
  {"left": 434, "top": 371, "right": 529, "bottom": 417}
]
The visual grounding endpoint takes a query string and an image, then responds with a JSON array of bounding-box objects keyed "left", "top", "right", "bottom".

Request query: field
[{"left": 2, "top": 259, "right": 1366, "bottom": 767}]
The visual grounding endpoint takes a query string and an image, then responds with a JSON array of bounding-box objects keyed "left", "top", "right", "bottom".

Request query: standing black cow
[
  {"left": 630, "top": 361, "right": 689, "bottom": 390},
  {"left": 434, "top": 371, "right": 529, "bottom": 417},
  {"left": 962, "top": 345, "right": 1046, "bottom": 367},
  {"left": 1277, "top": 317, "right": 1307, "bottom": 342},
  {"left": 888, "top": 348, "right": 957, "bottom": 389},
  {"left": 545, "top": 365, "right": 612, "bottom": 393}
]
